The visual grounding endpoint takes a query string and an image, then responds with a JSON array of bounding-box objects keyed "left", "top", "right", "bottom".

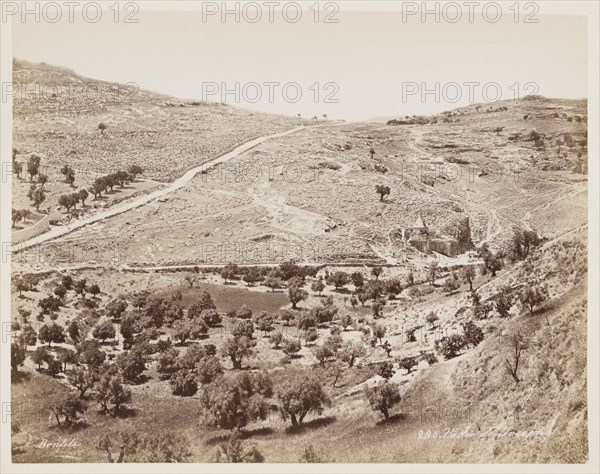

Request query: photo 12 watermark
[
  {"left": 401, "top": 81, "right": 540, "bottom": 104},
  {"left": 200, "top": 81, "right": 339, "bottom": 105},
  {"left": 200, "top": 1, "right": 340, "bottom": 24},
  {"left": 4, "top": 81, "right": 140, "bottom": 103},
  {"left": 1, "top": 1, "right": 139, "bottom": 24},
  {"left": 399, "top": 1, "right": 539, "bottom": 24},
  {"left": 4, "top": 241, "right": 142, "bottom": 265}
]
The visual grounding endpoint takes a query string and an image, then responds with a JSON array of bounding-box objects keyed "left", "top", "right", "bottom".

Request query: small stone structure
[{"left": 405, "top": 211, "right": 457, "bottom": 256}]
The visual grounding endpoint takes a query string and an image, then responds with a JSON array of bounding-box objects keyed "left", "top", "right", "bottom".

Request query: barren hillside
[
  {"left": 23, "top": 89, "right": 587, "bottom": 269},
  {"left": 13, "top": 60, "right": 304, "bottom": 181}
]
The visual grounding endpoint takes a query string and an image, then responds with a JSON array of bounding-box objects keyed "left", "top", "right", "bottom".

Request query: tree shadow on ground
[
  {"left": 49, "top": 420, "right": 90, "bottom": 433},
  {"left": 285, "top": 415, "right": 337, "bottom": 435},
  {"left": 375, "top": 413, "right": 406, "bottom": 426},
  {"left": 108, "top": 406, "right": 137, "bottom": 419},
  {"left": 11, "top": 370, "right": 31, "bottom": 384},
  {"left": 205, "top": 427, "right": 274, "bottom": 446},
  {"left": 130, "top": 374, "right": 150, "bottom": 385}
]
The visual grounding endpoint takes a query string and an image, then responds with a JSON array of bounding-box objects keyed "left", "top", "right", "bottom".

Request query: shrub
[
  {"left": 312, "top": 344, "right": 335, "bottom": 366},
  {"left": 53, "top": 285, "right": 67, "bottom": 299},
  {"left": 188, "top": 291, "right": 216, "bottom": 318},
  {"left": 77, "top": 340, "right": 106, "bottom": 367},
  {"left": 421, "top": 352, "right": 438, "bottom": 365},
  {"left": 215, "top": 438, "right": 264, "bottom": 463},
  {"left": 95, "top": 374, "right": 132, "bottom": 416},
  {"left": 511, "top": 228, "right": 541, "bottom": 260},
  {"left": 38, "top": 296, "right": 61, "bottom": 314},
  {"left": 378, "top": 361, "right": 395, "bottom": 380},
  {"left": 157, "top": 348, "right": 179, "bottom": 378},
  {"left": 105, "top": 299, "right": 127, "bottom": 320},
  {"left": 199, "top": 372, "right": 271, "bottom": 430},
  {"left": 436, "top": 334, "right": 465, "bottom": 360},
  {"left": 39, "top": 322, "right": 66, "bottom": 346},
  {"left": 473, "top": 300, "right": 494, "bottom": 320},
  {"left": 375, "top": 185, "right": 391, "bottom": 201},
  {"left": 50, "top": 394, "right": 87, "bottom": 426},
  {"left": 304, "top": 328, "right": 318, "bottom": 346},
  {"left": 300, "top": 445, "right": 327, "bottom": 463},
  {"left": 326, "top": 271, "right": 349, "bottom": 290},
  {"left": 19, "top": 324, "right": 37, "bottom": 347},
  {"left": 231, "top": 320, "right": 254, "bottom": 339},
  {"left": 93, "top": 321, "right": 116, "bottom": 342},
  {"left": 519, "top": 285, "right": 549, "bottom": 316},
  {"left": 297, "top": 312, "right": 317, "bottom": 331},
  {"left": 397, "top": 356, "right": 418, "bottom": 374},
  {"left": 371, "top": 299, "right": 386, "bottom": 318},
  {"left": 462, "top": 321, "right": 484, "bottom": 347},
  {"left": 98, "top": 431, "right": 190, "bottom": 463},
  {"left": 196, "top": 356, "right": 223, "bottom": 385},
  {"left": 311, "top": 305, "right": 337, "bottom": 324},
  {"left": 220, "top": 336, "right": 253, "bottom": 369},
  {"left": 46, "top": 356, "right": 62, "bottom": 376},
  {"left": 288, "top": 280, "right": 308, "bottom": 309},
  {"left": 170, "top": 369, "right": 199, "bottom": 396},
  {"left": 425, "top": 311, "right": 439, "bottom": 328},
  {"left": 282, "top": 338, "right": 301, "bottom": 356},
  {"left": 351, "top": 272, "right": 365, "bottom": 289},
  {"left": 68, "top": 366, "right": 98, "bottom": 398},
  {"left": 405, "top": 326, "right": 419, "bottom": 343},
  {"left": 495, "top": 286, "right": 514, "bottom": 317},
  {"left": 340, "top": 313, "right": 353, "bottom": 330},
  {"left": 339, "top": 341, "right": 367, "bottom": 367},
  {"left": 172, "top": 318, "right": 208, "bottom": 344},
  {"left": 277, "top": 371, "right": 331, "bottom": 426},
  {"left": 117, "top": 349, "right": 146, "bottom": 383},
  {"left": 269, "top": 330, "right": 283, "bottom": 348},
  {"left": 311, "top": 279, "right": 325, "bottom": 295},
  {"left": 235, "top": 306, "right": 253, "bottom": 320},
  {"left": 254, "top": 311, "right": 275, "bottom": 336},
  {"left": 384, "top": 278, "right": 403, "bottom": 298},
  {"left": 82, "top": 298, "right": 97, "bottom": 309},
  {"left": 371, "top": 323, "right": 386, "bottom": 345},
  {"left": 365, "top": 381, "right": 401, "bottom": 420}
]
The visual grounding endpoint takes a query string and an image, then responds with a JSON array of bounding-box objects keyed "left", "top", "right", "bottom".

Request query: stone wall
[
  {"left": 408, "top": 238, "right": 458, "bottom": 257},
  {"left": 12, "top": 212, "right": 50, "bottom": 244}
]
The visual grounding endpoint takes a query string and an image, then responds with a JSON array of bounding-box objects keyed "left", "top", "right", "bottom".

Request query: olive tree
[
  {"left": 365, "top": 381, "right": 401, "bottom": 420},
  {"left": 277, "top": 371, "right": 331, "bottom": 426}
]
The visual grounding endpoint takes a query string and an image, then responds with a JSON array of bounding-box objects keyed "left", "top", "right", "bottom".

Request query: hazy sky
[{"left": 12, "top": 6, "right": 588, "bottom": 120}]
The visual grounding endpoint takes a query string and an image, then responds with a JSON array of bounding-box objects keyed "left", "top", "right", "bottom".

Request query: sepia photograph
[{"left": 1, "top": 1, "right": 598, "bottom": 472}]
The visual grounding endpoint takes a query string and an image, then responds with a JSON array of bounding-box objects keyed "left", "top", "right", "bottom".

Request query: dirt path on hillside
[
  {"left": 14, "top": 126, "right": 309, "bottom": 252},
  {"left": 520, "top": 182, "right": 587, "bottom": 231}
]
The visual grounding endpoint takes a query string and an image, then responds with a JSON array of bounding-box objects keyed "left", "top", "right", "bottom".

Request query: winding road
[{"left": 14, "top": 126, "right": 308, "bottom": 252}]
